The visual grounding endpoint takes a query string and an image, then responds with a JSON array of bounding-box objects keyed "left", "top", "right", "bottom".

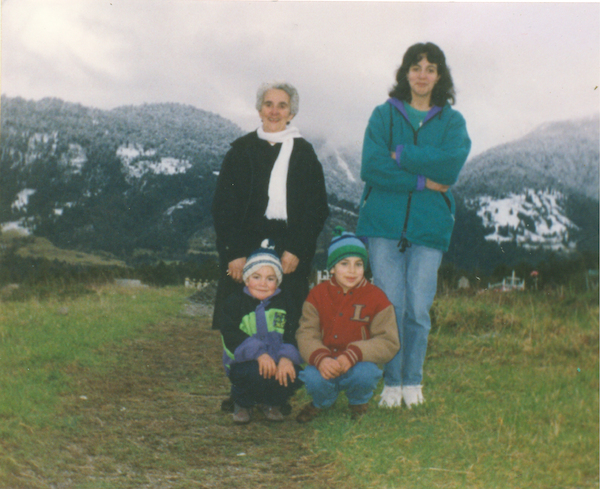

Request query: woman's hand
[
  {"left": 227, "top": 257, "right": 247, "bottom": 283},
  {"left": 318, "top": 357, "right": 343, "bottom": 380},
  {"left": 425, "top": 178, "right": 450, "bottom": 193},
  {"left": 258, "top": 353, "right": 277, "bottom": 379},
  {"left": 281, "top": 251, "right": 299, "bottom": 274},
  {"left": 275, "top": 357, "right": 296, "bottom": 387}
]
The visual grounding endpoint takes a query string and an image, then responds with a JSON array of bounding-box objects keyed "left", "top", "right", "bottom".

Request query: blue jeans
[
  {"left": 299, "top": 362, "right": 382, "bottom": 409},
  {"left": 368, "top": 238, "right": 442, "bottom": 387}
]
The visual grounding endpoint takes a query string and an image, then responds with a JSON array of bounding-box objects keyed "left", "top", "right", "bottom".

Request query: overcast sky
[{"left": 2, "top": 1, "right": 599, "bottom": 158}]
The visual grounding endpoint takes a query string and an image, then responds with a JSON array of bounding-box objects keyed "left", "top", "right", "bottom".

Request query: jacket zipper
[
  {"left": 395, "top": 109, "right": 418, "bottom": 252},
  {"left": 398, "top": 108, "right": 451, "bottom": 252}
]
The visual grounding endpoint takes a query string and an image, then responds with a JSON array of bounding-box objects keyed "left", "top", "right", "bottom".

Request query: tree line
[{"left": 1, "top": 248, "right": 596, "bottom": 298}]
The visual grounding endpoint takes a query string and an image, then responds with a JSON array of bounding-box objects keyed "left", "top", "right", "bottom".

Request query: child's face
[
  {"left": 331, "top": 256, "right": 365, "bottom": 292},
  {"left": 245, "top": 265, "right": 279, "bottom": 300}
]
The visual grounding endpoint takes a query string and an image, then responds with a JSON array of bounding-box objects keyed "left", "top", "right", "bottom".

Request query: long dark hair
[{"left": 388, "top": 42, "right": 456, "bottom": 107}]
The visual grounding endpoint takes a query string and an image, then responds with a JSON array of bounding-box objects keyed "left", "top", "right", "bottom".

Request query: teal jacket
[{"left": 356, "top": 99, "right": 471, "bottom": 251}]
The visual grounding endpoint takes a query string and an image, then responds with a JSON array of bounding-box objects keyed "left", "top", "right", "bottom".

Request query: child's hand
[
  {"left": 275, "top": 357, "right": 296, "bottom": 387},
  {"left": 337, "top": 355, "right": 352, "bottom": 374},
  {"left": 258, "top": 354, "right": 277, "bottom": 379},
  {"left": 318, "top": 357, "right": 343, "bottom": 380}
]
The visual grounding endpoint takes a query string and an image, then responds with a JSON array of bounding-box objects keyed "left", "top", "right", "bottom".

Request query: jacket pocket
[
  {"left": 407, "top": 191, "right": 455, "bottom": 248},
  {"left": 440, "top": 192, "right": 452, "bottom": 212},
  {"left": 361, "top": 186, "right": 373, "bottom": 207},
  {"left": 358, "top": 187, "right": 409, "bottom": 237}
]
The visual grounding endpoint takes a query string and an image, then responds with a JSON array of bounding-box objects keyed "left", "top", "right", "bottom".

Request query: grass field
[
  {"left": 0, "top": 284, "right": 597, "bottom": 488},
  {"left": 0, "top": 230, "right": 126, "bottom": 267}
]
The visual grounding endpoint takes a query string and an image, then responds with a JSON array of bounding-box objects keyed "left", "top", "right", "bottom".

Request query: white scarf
[{"left": 256, "top": 125, "right": 302, "bottom": 221}]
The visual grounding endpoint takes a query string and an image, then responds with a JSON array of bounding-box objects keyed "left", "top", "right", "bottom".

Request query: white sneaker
[
  {"left": 402, "top": 385, "right": 424, "bottom": 408},
  {"left": 378, "top": 385, "right": 403, "bottom": 408}
]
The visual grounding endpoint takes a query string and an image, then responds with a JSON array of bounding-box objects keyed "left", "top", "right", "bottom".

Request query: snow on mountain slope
[
  {"left": 334, "top": 149, "right": 357, "bottom": 183},
  {"left": 116, "top": 144, "right": 192, "bottom": 179},
  {"left": 11, "top": 189, "right": 36, "bottom": 211},
  {"left": 313, "top": 141, "right": 363, "bottom": 204},
  {"left": 466, "top": 189, "right": 578, "bottom": 251}
]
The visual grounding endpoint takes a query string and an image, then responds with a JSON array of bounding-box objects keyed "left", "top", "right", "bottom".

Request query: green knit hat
[{"left": 327, "top": 226, "right": 368, "bottom": 270}]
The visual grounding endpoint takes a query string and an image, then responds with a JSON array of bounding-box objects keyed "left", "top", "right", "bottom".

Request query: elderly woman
[
  {"left": 357, "top": 43, "right": 471, "bottom": 408},
  {"left": 212, "top": 81, "right": 329, "bottom": 339}
]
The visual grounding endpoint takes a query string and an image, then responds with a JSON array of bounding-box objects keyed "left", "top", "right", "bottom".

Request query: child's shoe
[
  {"left": 260, "top": 405, "right": 284, "bottom": 422},
  {"left": 402, "top": 385, "right": 424, "bottom": 408},
  {"left": 296, "top": 402, "right": 321, "bottom": 423},
  {"left": 221, "top": 396, "right": 235, "bottom": 412},
  {"left": 378, "top": 385, "right": 403, "bottom": 408},
  {"left": 349, "top": 403, "right": 368, "bottom": 420},
  {"left": 233, "top": 404, "right": 252, "bottom": 424}
]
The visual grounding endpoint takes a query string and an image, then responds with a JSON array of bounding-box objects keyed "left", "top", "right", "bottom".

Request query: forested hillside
[
  {"left": 455, "top": 116, "right": 599, "bottom": 200},
  {"left": 0, "top": 96, "right": 243, "bottom": 260}
]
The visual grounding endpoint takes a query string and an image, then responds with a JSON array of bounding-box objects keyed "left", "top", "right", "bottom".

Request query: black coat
[
  {"left": 211, "top": 131, "right": 329, "bottom": 330},
  {"left": 212, "top": 131, "right": 328, "bottom": 266}
]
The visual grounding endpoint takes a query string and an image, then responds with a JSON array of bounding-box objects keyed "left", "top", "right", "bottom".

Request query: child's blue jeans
[{"left": 299, "top": 362, "right": 382, "bottom": 408}]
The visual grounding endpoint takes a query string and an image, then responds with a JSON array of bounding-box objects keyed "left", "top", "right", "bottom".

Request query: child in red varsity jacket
[{"left": 295, "top": 228, "right": 399, "bottom": 422}]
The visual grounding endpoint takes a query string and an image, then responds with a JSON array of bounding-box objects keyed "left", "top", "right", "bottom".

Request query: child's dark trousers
[{"left": 229, "top": 361, "right": 303, "bottom": 408}]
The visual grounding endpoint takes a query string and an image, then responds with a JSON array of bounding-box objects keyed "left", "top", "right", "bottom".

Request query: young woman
[{"left": 357, "top": 42, "right": 471, "bottom": 408}]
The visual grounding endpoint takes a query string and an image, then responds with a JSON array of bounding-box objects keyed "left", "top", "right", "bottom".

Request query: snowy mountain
[
  {"left": 456, "top": 115, "right": 599, "bottom": 200},
  {"left": 1, "top": 95, "right": 596, "bottom": 271},
  {"left": 0, "top": 96, "right": 361, "bottom": 262},
  {"left": 0, "top": 96, "right": 242, "bottom": 258},
  {"left": 447, "top": 114, "right": 599, "bottom": 270}
]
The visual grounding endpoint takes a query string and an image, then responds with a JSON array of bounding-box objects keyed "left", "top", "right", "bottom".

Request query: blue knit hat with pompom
[
  {"left": 327, "top": 227, "right": 368, "bottom": 270},
  {"left": 243, "top": 239, "right": 283, "bottom": 285}
]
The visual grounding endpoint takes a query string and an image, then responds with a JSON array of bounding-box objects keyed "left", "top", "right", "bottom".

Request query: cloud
[{"left": 2, "top": 1, "right": 599, "bottom": 157}]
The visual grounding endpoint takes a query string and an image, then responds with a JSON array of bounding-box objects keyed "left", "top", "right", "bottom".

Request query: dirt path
[{"left": 44, "top": 310, "right": 332, "bottom": 488}]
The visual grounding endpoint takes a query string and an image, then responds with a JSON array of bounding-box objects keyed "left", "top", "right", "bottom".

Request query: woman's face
[
  {"left": 407, "top": 55, "right": 440, "bottom": 104},
  {"left": 259, "top": 89, "right": 294, "bottom": 133}
]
